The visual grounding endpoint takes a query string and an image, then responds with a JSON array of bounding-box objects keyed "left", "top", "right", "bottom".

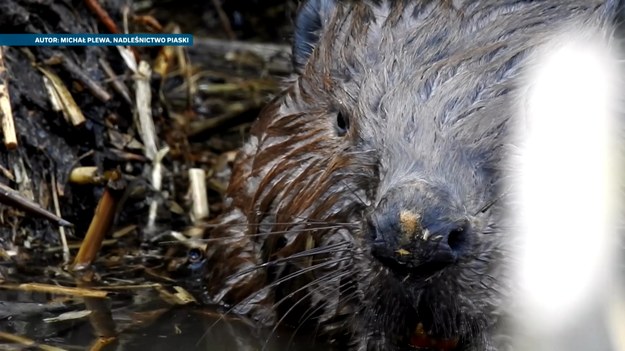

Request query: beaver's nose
[{"left": 367, "top": 209, "right": 468, "bottom": 275}]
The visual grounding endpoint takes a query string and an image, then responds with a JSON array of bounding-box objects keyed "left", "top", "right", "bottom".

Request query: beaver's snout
[{"left": 366, "top": 184, "right": 470, "bottom": 278}]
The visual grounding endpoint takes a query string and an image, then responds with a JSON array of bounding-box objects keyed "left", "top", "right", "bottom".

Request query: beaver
[{"left": 195, "top": 1, "right": 624, "bottom": 350}]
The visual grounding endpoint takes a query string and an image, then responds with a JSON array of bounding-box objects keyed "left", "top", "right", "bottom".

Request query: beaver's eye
[{"left": 336, "top": 111, "right": 350, "bottom": 136}]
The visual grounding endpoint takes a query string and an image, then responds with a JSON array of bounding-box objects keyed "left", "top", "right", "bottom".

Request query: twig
[
  {"left": 132, "top": 14, "right": 163, "bottom": 32},
  {"left": 174, "top": 25, "right": 195, "bottom": 108},
  {"left": 0, "top": 163, "right": 14, "bottom": 181},
  {"left": 120, "top": 5, "right": 140, "bottom": 63},
  {"left": 98, "top": 58, "right": 132, "bottom": 104},
  {"left": 43, "top": 310, "right": 91, "bottom": 323},
  {"left": 210, "top": 0, "right": 236, "bottom": 40},
  {"left": 0, "top": 283, "right": 107, "bottom": 298},
  {"left": 196, "top": 80, "right": 277, "bottom": 95},
  {"left": 0, "top": 47, "right": 17, "bottom": 149},
  {"left": 38, "top": 67, "right": 86, "bottom": 127},
  {"left": 0, "top": 183, "right": 73, "bottom": 227},
  {"left": 147, "top": 147, "right": 169, "bottom": 232},
  {"left": 88, "top": 337, "right": 117, "bottom": 351},
  {"left": 94, "top": 283, "right": 162, "bottom": 291},
  {"left": 108, "top": 148, "right": 147, "bottom": 162},
  {"left": 84, "top": 0, "right": 119, "bottom": 34},
  {"left": 84, "top": 0, "right": 139, "bottom": 63},
  {"left": 134, "top": 61, "right": 158, "bottom": 161},
  {"left": 188, "top": 38, "right": 292, "bottom": 75},
  {"left": 155, "top": 285, "right": 197, "bottom": 305},
  {"left": 69, "top": 166, "right": 99, "bottom": 185},
  {"left": 82, "top": 295, "right": 117, "bottom": 339},
  {"left": 154, "top": 25, "right": 195, "bottom": 108},
  {"left": 0, "top": 331, "right": 67, "bottom": 351},
  {"left": 69, "top": 167, "right": 121, "bottom": 186},
  {"left": 72, "top": 188, "right": 116, "bottom": 267},
  {"left": 10, "top": 153, "right": 34, "bottom": 200},
  {"left": 170, "top": 230, "right": 202, "bottom": 246},
  {"left": 73, "top": 182, "right": 122, "bottom": 268},
  {"left": 50, "top": 172, "right": 70, "bottom": 263},
  {"left": 45, "top": 239, "right": 117, "bottom": 253},
  {"left": 153, "top": 44, "right": 176, "bottom": 77},
  {"left": 116, "top": 46, "right": 138, "bottom": 73},
  {"left": 187, "top": 101, "right": 259, "bottom": 137},
  {"left": 55, "top": 54, "right": 112, "bottom": 102},
  {"left": 188, "top": 168, "right": 209, "bottom": 223},
  {"left": 42, "top": 76, "right": 64, "bottom": 112}
]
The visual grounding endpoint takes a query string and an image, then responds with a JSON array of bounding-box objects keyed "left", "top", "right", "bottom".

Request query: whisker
[
  {"left": 474, "top": 188, "right": 510, "bottom": 215},
  {"left": 268, "top": 269, "right": 353, "bottom": 324},
  {"left": 263, "top": 270, "right": 355, "bottom": 351},
  {"left": 222, "top": 224, "right": 354, "bottom": 237},
  {"left": 288, "top": 276, "right": 360, "bottom": 348},
  {"left": 241, "top": 211, "right": 358, "bottom": 225},
  {"left": 258, "top": 256, "right": 353, "bottom": 298},
  {"left": 340, "top": 179, "right": 368, "bottom": 208},
  {"left": 224, "top": 242, "right": 353, "bottom": 280},
  {"left": 160, "top": 226, "right": 356, "bottom": 245},
  {"left": 199, "top": 256, "right": 353, "bottom": 344},
  {"left": 198, "top": 220, "right": 358, "bottom": 228},
  {"left": 275, "top": 242, "right": 353, "bottom": 261}
]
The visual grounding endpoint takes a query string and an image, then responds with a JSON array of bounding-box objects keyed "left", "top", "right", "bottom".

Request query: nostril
[{"left": 447, "top": 225, "right": 466, "bottom": 252}]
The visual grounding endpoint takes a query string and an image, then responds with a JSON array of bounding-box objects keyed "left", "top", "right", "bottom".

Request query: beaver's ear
[{"left": 293, "top": 0, "right": 336, "bottom": 72}]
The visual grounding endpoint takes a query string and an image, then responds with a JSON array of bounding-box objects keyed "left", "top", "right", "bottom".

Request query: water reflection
[
  {"left": 111, "top": 307, "right": 335, "bottom": 351},
  {"left": 0, "top": 290, "right": 334, "bottom": 351}
]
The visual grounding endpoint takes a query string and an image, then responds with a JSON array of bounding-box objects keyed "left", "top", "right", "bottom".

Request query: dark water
[
  {"left": 108, "top": 308, "right": 332, "bottom": 351},
  {"left": 0, "top": 290, "right": 334, "bottom": 351}
]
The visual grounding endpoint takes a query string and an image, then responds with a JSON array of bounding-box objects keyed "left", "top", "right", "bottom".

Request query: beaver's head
[{"left": 274, "top": 0, "right": 526, "bottom": 348}]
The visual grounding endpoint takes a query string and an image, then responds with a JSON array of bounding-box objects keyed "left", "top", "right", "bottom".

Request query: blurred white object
[{"left": 511, "top": 26, "right": 624, "bottom": 351}]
